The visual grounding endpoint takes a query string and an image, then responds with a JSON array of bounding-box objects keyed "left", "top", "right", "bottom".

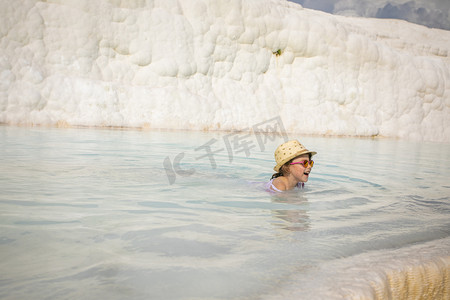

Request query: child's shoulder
[{"left": 271, "top": 177, "right": 288, "bottom": 191}]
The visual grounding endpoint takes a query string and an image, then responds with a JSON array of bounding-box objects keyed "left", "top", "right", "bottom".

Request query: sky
[{"left": 288, "top": 0, "right": 450, "bottom": 31}]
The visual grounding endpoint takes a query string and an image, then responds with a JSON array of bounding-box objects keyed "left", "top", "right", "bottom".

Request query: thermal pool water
[{"left": 0, "top": 125, "right": 449, "bottom": 299}]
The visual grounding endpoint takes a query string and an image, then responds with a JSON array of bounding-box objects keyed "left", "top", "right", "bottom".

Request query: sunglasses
[{"left": 290, "top": 160, "right": 314, "bottom": 168}]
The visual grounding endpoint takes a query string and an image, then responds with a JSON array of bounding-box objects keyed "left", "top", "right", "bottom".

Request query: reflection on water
[{"left": 271, "top": 192, "right": 310, "bottom": 231}]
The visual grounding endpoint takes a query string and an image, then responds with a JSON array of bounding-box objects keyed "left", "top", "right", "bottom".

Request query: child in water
[{"left": 266, "top": 140, "right": 317, "bottom": 192}]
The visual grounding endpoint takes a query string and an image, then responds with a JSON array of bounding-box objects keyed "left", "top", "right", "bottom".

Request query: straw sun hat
[{"left": 273, "top": 140, "right": 317, "bottom": 172}]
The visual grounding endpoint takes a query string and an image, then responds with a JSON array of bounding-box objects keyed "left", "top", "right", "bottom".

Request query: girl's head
[{"left": 271, "top": 140, "right": 317, "bottom": 180}]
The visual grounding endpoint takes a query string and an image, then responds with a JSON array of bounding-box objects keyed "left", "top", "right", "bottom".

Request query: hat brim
[{"left": 273, "top": 150, "right": 317, "bottom": 172}]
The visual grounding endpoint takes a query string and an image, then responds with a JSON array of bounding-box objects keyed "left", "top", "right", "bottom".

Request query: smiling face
[{"left": 288, "top": 154, "right": 313, "bottom": 182}]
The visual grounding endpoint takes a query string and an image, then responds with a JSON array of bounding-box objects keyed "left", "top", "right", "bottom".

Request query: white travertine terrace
[{"left": 1, "top": 0, "right": 449, "bottom": 141}]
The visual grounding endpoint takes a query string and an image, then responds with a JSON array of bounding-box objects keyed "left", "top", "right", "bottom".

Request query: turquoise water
[{"left": 0, "top": 126, "right": 449, "bottom": 299}]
